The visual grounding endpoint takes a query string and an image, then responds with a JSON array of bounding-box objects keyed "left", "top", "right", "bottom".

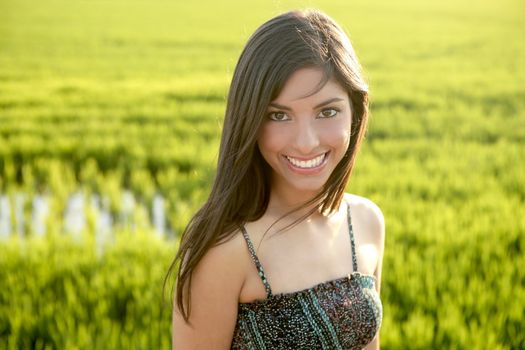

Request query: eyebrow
[{"left": 268, "top": 97, "right": 345, "bottom": 111}]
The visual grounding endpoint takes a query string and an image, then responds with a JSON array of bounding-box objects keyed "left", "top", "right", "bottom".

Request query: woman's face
[{"left": 257, "top": 67, "right": 352, "bottom": 196}]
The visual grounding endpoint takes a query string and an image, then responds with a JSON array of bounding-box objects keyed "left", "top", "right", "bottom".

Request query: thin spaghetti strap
[
  {"left": 346, "top": 200, "right": 359, "bottom": 272},
  {"left": 240, "top": 226, "right": 273, "bottom": 298}
]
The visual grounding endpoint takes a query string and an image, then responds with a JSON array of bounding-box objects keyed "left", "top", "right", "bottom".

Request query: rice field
[{"left": 0, "top": 0, "right": 524, "bottom": 348}]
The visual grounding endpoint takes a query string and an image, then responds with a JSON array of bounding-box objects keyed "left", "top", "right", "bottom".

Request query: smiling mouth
[{"left": 284, "top": 152, "right": 329, "bottom": 169}]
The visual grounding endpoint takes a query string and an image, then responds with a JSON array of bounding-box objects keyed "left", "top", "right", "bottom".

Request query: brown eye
[
  {"left": 268, "top": 111, "right": 290, "bottom": 121},
  {"left": 318, "top": 108, "right": 339, "bottom": 118}
]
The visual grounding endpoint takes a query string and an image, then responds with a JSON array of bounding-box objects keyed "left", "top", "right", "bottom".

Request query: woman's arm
[
  {"left": 363, "top": 200, "right": 385, "bottom": 350},
  {"left": 172, "top": 234, "right": 246, "bottom": 350}
]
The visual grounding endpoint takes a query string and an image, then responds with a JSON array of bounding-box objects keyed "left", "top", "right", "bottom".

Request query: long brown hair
[{"left": 163, "top": 9, "right": 370, "bottom": 324}]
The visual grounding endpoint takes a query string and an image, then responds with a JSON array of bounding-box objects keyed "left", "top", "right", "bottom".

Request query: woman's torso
[{"left": 231, "top": 195, "right": 383, "bottom": 349}]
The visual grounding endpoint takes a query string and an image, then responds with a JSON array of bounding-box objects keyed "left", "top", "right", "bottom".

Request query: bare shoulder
[
  {"left": 172, "top": 229, "right": 248, "bottom": 349},
  {"left": 192, "top": 229, "right": 249, "bottom": 292},
  {"left": 214, "top": 228, "right": 252, "bottom": 272},
  {"left": 344, "top": 193, "right": 385, "bottom": 290},
  {"left": 343, "top": 193, "right": 385, "bottom": 251},
  {"left": 195, "top": 228, "right": 251, "bottom": 298},
  {"left": 203, "top": 229, "right": 250, "bottom": 285}
]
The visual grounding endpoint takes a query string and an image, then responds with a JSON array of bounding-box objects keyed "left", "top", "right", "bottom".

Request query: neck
[{"left": 265, "top": 184, "right": 325, "bottom": 220}]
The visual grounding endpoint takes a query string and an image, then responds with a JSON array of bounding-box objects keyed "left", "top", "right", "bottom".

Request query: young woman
[{"left": 166, "top": 9, "right": 385, "bottom": 350}]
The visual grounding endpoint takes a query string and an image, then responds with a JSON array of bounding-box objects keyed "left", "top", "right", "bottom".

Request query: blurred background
[{"left": 0, "top": 0, "right": 524, "bottom": 348}]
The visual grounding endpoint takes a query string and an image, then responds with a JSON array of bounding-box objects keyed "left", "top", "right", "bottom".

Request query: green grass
[
  {"left": 0, "top": 0, "right": 524, "bottom": 348},
  {"left": 0, "top": 233, "right": 176, "bottom": 349}
]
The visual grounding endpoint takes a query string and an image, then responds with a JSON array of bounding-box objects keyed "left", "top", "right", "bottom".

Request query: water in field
[{"left": 0, "top": 190, "right": 169, "bottom": 242}]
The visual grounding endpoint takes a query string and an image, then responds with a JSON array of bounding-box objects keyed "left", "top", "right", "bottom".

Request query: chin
[{"left": 285, "top": 178, "right": 330, "bottom": 195}]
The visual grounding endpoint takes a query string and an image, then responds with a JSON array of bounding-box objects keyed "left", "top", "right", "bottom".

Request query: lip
[{"left": 282, "top": 151, "right": 330, "bottom": 174}]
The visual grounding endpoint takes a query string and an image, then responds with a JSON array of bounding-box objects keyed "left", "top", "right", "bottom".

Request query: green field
[{"left": 1, "top": 0, "right": 524, "bottom": 348}]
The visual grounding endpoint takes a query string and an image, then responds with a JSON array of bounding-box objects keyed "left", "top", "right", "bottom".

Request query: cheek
[
  {"left": 319, "top": 119, "right": 351, "bottom": 150},
  {"left": 257, "top": 123, "right": 289, "bottom": 155}
]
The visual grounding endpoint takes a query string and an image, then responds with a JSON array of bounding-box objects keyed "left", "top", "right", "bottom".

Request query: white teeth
[{"left": 285, "top": 153, "right": 326, "bottom": 169}]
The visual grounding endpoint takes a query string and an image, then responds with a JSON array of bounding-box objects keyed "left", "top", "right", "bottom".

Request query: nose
[{"left": 293, "top": 119, "right": 320, "bottom": 155}]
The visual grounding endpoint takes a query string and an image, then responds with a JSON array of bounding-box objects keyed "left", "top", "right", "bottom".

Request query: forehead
[{"left": 273, "top": 67, "right": 347, "bottom": 103}]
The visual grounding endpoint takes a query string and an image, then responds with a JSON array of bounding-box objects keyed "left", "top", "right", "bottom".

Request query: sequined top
[{"left": 231, "top": 201, "right": 382, "bottom": 349}]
